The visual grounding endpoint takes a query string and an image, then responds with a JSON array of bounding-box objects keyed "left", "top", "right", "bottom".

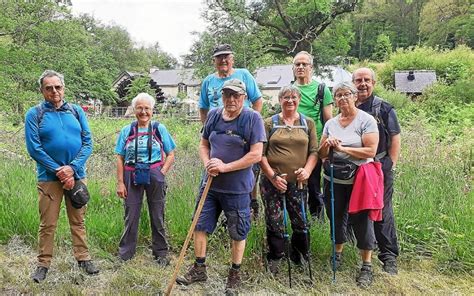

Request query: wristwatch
[{"left": 271, "top": 172, "right": 279, "bottom": 180}]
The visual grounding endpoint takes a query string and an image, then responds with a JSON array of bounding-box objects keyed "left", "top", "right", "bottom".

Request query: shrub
[{"left": 378, "top": 45, "right": 474, "bottom": 87}]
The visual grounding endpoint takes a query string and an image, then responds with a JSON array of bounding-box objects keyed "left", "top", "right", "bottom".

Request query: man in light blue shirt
[{"left": 199, "top": 44, "right": 263, "bottom": 124}]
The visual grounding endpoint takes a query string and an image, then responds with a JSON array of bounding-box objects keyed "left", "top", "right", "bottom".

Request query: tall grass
[{"left": 0, "top": 114, "right": 472, "bottom": 272}]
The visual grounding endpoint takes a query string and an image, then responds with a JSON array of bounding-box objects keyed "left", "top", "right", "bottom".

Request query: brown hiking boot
[
  {"left": 176, "top": 263, "right": 207, "bottom": 286},
  {"left": 225, "top": 268, "right": 242, "bottom": 292}
]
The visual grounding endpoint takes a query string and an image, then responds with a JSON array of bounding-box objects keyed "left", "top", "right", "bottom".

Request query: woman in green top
[{"left": 260, "top": 85, "right": 318, "bottom": 274}]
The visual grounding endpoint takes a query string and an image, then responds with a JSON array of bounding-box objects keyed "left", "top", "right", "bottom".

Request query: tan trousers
[{"left": 37, "top": 181, "right": 91, "bottom": 267}]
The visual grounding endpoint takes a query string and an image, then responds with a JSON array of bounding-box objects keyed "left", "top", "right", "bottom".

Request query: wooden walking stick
[{"left": 165, "top": 175, "right": 213, "bottom": 296}]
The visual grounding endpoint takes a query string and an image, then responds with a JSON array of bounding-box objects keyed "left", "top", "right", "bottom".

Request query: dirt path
[{"left": 1, "top": 236, "right": 472, "bottom": 295}]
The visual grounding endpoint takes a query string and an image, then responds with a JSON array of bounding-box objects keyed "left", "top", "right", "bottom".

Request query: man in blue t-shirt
[
  {"left": 25, "top": 70, "right": 99, "bottom": 283},
  {"left": 177, "top": 79, "right": 266, "bottom": 294},
  {"left": 199, "top": 43, "right": 263, "bottom": 124}
]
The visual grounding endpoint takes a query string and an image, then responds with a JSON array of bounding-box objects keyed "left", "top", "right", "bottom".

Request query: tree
[
  {"left": 419, "top": 0, "right": 473, "bottom": 48},
  {"left": 207, "top": 0, "right": 359, "bottom": 55},
  {"left": 371, "top": 33, "right": 393, "bottom": 62},
  {"left": 349, "top": 0, "right": 427, "bottom": 59}
]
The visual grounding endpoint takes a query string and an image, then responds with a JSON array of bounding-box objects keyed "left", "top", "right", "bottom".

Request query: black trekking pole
[
  {"left": 329, "top": 148, "right": 337, "bottom": 283},
  {"left": 280, "top": 174, "right": 292, "bottom": 288},
  {"left": 298, "top": 181, "right": 313, "bottom": 283}
]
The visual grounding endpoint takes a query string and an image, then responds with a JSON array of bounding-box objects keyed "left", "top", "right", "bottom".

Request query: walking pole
[
  {"left": 329, "top": 148, "right": 336, "bottom": 282},
  {"left": 280, "top": 174, "right": 292, "bottom": 288},
  {"left": 165, "top": 175, "right": 213, "bottom": 296},
  {"left": 298, "top": 181, "right": 313, "bottom": 283}
]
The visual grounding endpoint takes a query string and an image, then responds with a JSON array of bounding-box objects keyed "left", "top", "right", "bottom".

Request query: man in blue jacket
[{"left": 25, "top": 70, "right": 99, "bottom": 283}]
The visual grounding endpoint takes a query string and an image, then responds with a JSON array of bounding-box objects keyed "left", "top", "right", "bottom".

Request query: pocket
[
  {"left": 226, "top": 209, "right": 251, "bottom": 240},
  {"left": 134, "top": 163, "right": 151, "bottom": 185},
  {"left": 381, "top": 156, "right": 393, "bottom": 172},
  {"left": 236, "top": 209, "right": 251, "bottom": 238}
]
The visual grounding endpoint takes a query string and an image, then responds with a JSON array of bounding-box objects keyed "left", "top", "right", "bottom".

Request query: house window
[{"left": 178, "top": 83, "right": 187, "bottom": 94}]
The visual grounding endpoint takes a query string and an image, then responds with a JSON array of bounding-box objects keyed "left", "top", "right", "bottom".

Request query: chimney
[{"left": 407, "top": 70, "right": 415, "bottom": 81}]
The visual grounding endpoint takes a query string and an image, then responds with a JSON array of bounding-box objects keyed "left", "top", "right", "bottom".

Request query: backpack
[
  {"left": 314, "top": 82, "right": 326, "bottom": 125},
  {"left": 266, "top": 113, "right": 309, "bottom": 154},
  {"left": 368, "top": 96, "right": 392, "bottom": 157},
  {"left": 206, "top": 107, "right": 254, "bottom": 152},
  {"left": 35, "top": 102, "right": 80, "bottom": 126},
  {"left": 124, "top": 121, "right": 164, "bottom": 165},
  {"left": 268, "top": 112, "right": 309, "bottom": 140}
]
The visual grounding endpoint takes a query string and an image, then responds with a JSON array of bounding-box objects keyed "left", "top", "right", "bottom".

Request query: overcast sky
[{"left": 71, "top": 0, "right": 207, "bottom": 61}]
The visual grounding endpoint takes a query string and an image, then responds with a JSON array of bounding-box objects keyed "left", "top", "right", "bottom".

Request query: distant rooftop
[
  {"left": 395, "top": 70, "right": 437, "bottom": 94},
  {"left": 255, "top": 65, "right": 294, "bottom": 89},
  {"left": 150, "top": 69, "right": 200, "bottom": 86},
  {"left": 255, "top": 65, "right": 352, "bottom": 89}
]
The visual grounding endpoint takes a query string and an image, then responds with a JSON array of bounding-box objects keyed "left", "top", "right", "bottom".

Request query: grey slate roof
[
  {"left": 255, "top": 65, "right": 352, "bottom": 89},
  {"left": 112, "top": 71, "right": 142, "bottom": 89},
  {"left": 395, "top": 70, "right": 437, "bottom": 94},
  {"left": 255, "top": 65, "right": 294, "bottom": 89},
  {"left": 150, "top": 69, "right": 200, "bottom": 86}
]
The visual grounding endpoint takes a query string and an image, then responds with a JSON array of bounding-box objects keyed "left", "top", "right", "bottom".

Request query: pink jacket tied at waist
[{"left": 349, "top": 162, "right": 384, "bottom": 221}]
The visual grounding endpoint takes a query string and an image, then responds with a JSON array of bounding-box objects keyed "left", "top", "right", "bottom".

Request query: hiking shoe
[
  {"left": 225, "top": 268, "right": 242, "bottom": 292},
  {"left": 176, "top": 263, "right": 207, "bottom": 286},
  {"left": 383, "top": 260, "right": 398, "bottom": 275},
  {"left": 78, "top": 260, "right": 99, "bottom": 275},
  {"left": 32, "top": 266, "right": 48, "bottom": 283},
  {"left": 356, "top": 264, "right": 373, "bottom": 288},
  {"left": 330, "top": 252, "right": 342, "bottom": 270},
  {"left": 155, "top": 256, "right": 170, "bottom": 267},
  {"left": 267, "top": 259, "right": 280, "bottom": 275}
]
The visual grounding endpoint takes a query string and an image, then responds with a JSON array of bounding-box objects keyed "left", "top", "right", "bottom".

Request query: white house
[{"left": 149, "top": 68, "right": 200, "bottom": 100}]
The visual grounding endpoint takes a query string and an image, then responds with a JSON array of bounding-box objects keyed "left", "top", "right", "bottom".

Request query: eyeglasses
[
  {"left": 294, "top": 63, "right": 311, "bottom": 68},
  {"left": 222, "top": 91, "right": 243, "bottom": 99},
  {"left": 43, "top": 85, "right": 63, "bottom": 92},
  {"left": 215, "top": 54, "right": 232, "bottom": 61},
  {"left": 135, "top": 107, "right": 152, "bottom": 112},
  {"left": 281, "top": 95, "right": 299, "bottom": 101},
  {"left": 335, "top": 92, "right": 353, "bottom": 99}
]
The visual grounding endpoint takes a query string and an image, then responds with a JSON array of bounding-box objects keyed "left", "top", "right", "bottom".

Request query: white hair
[
  {"left": 332, "top": 81, "right": 358, "bottom": 97},
  {"left": 131, "top": 93, "right": 155, "bottom": 109},
  {"left": 38, "top": 70, "right": 65, "bottom": 88},
  {"left": 292, "top": 51, "right": 314, "bottom": 66},
  {"left": 352, "top": 67, "right": 377, "bottom": 81}
]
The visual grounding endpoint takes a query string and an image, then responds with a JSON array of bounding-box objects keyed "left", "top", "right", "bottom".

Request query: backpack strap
[
  {"left": 125, "top": 120, "right": 165, "bottom": 168},
  {"left": 208, "top": 107, "right": 252, "bottom": 152},
  {"left": 265, "top": 112, "right": 310, "bottom": 154},
  {"left": 372, "top": 96, "right": 392, "bottom": 159},
  {"left": 314, "top": 82, "right": 326, "bottom": 125},
  {"left": 134, "top": 122, "right": 153, "bottom": 163},
  {"left": 36, "top": 102, "right": 80, "bottom": 126}
]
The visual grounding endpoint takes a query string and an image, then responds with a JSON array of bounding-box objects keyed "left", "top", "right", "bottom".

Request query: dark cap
[
  {"left": 222, "top": 79, "right": 246, "bottom": 94},
  {"left": 213, "top": 44, "right": 233, "bottom": 57},
  {"left": 64, "top": 180, "right": 90, "bottom": 209}
]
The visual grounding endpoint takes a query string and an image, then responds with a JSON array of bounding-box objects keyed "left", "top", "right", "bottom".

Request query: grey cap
[
  {"left": 64, "top": 180, "right": 90, "bottom": 209},
  {"left": 213, "top": 44, "right": 233, "bottom": 57},
  {"left": 222, "top": 79, "right": 246, "bottom": 94}
]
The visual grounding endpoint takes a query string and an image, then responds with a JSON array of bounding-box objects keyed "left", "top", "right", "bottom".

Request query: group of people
[{"left": 24, "top": 44, "right": 400, "bottom": 292}]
